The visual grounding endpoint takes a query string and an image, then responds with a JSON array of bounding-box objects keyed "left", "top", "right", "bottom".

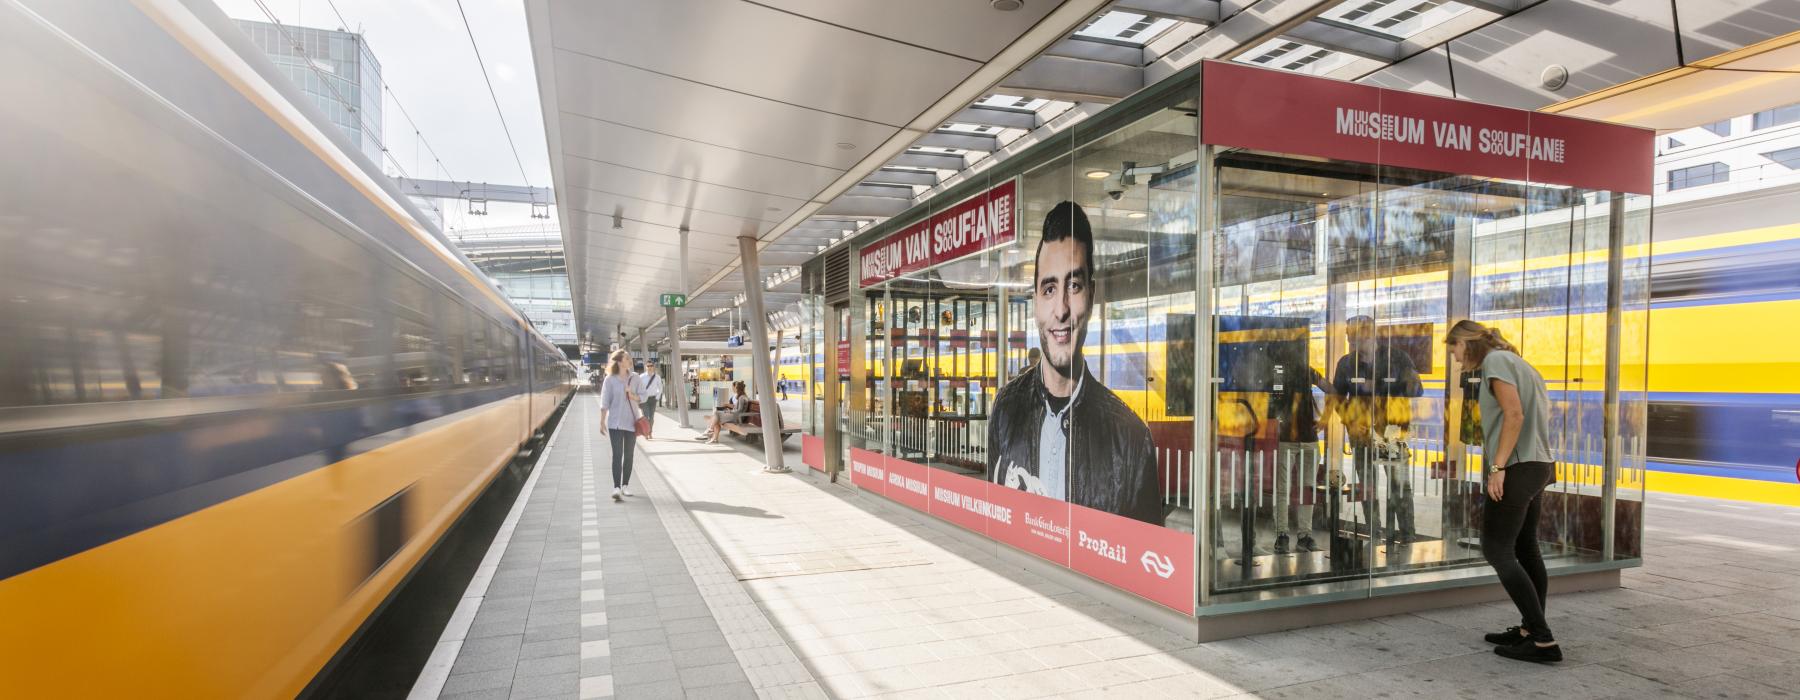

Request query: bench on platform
[{"left": 719, "top": 400, "right": 799, "bottom": 445}]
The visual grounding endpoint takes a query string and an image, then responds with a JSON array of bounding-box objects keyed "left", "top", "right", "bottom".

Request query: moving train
[
  {"left": 0, "top": 2, "right": 573, "bottom": 696},
  {"left": 778, "top": 185, "right": 1800, "bottom": 503}
]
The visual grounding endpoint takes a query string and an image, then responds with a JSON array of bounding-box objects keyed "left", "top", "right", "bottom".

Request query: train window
[
  {"left": 467, "top": 312, "right": 491, "bottom": 383},
  {"left": 270, "top": 249, "right": 380, "bottom": 393},
  {"left": 390, "top": 274, "right": 442, "bottom": 390},
  {"left": 443, "top": 298, "right": 467, "bottom": 386},
  {"left": 491, "top": 322, "right": 512, "bottom": 384}
]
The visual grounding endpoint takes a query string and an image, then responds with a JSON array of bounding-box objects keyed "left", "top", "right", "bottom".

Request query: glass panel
[
  {"left": 1614, "top": 194, "right": 1651, "bottom": 561},
  {"left": 1212, "top": 153, "right": 1378, "bottom": 600},
  {"left": 1065, "top": 101, "right": 1200, "bottom": 529},
  {"left": 1204, "top": 152, "right": 1626, "bottom": 601}
]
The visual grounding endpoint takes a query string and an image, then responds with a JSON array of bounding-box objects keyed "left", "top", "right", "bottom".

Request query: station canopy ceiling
[{"left": 527, "top": 0, "right": 1800, "bottom": 349}]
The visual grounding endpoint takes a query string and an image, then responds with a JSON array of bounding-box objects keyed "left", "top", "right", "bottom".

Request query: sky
[{"left": 212, "top": 0, "right": 554, "bottom": 233}]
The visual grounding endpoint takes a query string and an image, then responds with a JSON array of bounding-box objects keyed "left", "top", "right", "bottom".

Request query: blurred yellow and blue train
[
  {"left": 0, "top": 2, "right": 573, "bottom": 696},
  {"left": 781, "top": 188, "right": 1800, "bottom": 506}
]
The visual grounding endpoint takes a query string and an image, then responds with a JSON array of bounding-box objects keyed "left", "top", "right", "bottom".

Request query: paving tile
[
  {"left": 441, "top": 688, "right": 514, "bottom": 700},
  {"left": 577, "top": 675, "right": 613, "bottom": 699},
  {"left": 518, "top": 639, "right": 574, "bottom": 661},
  {"left": 676, "top": 660, "right": 751, "bottom": 689},
  {"left": 506, "top": 671, "right": 575, "bottom": 699},
  {"left": 610, "top": 678, "right": 682, "bottom": 699},
  {"left": 671, "top": 644, "right": 741, "bottom": 670},
  {"left": 514, "top": 654, "right": 578, "bottom": 678},
  {"left": 442, "top": 669, "right": 514, "bottom": 695}
]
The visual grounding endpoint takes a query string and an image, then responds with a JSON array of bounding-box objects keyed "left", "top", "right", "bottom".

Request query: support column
[
  {"left": 823, "top": 303, "right": 842, "bottom": 480},
  {"left": 1601, "top": 193, "right": 1625, "bottom": 561},
  {"left": 668, "top": 308, "right": 689, "bottom": 428},
  {"left": 739, "top": 235, "right": 788, "bottom": 473},
  {"left": 679, "top": 227, "right": 691, "bottom": 297},
  {"left": 674, "top": 226, "right": 692, "bottom": 428}
]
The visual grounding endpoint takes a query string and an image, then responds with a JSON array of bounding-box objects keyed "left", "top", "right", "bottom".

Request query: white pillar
[
  {"left": 675, "top": 226, "right": 692, "bottom": 428},
  {"left": 668, "top": 308, "right": 688, "bottom": 428},
  {"left": 738, "top": 235, "right": 788, "bottom": 472},
  {"left": 679, "top": 227, "right": 691, "bottom": 298}
]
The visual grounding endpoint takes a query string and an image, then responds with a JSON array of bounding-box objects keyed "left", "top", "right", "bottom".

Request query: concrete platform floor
[{"left": 414, "top": 389, "right": 1800, "bottom": 699}]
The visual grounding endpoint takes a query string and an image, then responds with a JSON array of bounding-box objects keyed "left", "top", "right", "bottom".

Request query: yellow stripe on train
[{"left": 0, "top": 394, "right": 548, "bottom": 698}]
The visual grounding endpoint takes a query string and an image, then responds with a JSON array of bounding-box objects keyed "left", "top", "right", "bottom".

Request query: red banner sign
[
  {"left": 1068, "top": 505, "right": 1195, "bottom": 613},
  {"left": 835, "top": 340, "right": 850, "bottom": 378},
  {"left": 846, "top": 449, "right": 1193, "bottom": 613},
  {"left": 985, "top": 483, "right": 1075, "bottom": 568},
  {"left": 801, "top": 433, "right": 825, "bottom": 472},
  {"left": 1201, "top": 61, "right": 1653, "bottom": 194},
  {"left": 849, "top": 448, "right": 886, "bottom": 494},
  {"left": 882, "top": 457, "right": 932, "bottom": 512},
  {"left": 858, "top": 179, "right": 1017, "bottom": 287},
  {"left": 927, "top": 469, "right": 1002, "bottom": 534}
]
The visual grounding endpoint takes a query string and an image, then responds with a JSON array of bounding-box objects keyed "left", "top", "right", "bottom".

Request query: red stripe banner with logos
[
  {"left": 1200, "top": 61, "right": 1654, "bottom": 195},
  {"left": 801, "top": 434, "right": 824, "bottom": 471},
  {"left": 849, "top": 448, "right": 1194, "bottom": 614},
  {"left": 858, "top": 180, "right": 1018, "bottom": 288}
]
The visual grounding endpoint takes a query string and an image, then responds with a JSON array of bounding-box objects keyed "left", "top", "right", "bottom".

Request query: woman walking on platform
[
  {"left": 1446, "top": 320, "right": 1561, "bottom": 663},
  {"left": 599, "top": 349, "right": 641, "bottom": 502}
]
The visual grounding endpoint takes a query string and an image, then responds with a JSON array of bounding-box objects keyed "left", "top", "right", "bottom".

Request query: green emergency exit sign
[{"left": 659, "top": 293, "right": 688, "bottom": 308}]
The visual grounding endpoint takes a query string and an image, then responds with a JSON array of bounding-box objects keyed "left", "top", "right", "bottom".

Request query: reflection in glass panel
[{"left": 1206, "top": 149, "right": 1641, "bottom": 603}]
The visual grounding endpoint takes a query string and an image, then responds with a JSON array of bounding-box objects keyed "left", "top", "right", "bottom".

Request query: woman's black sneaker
[
  {"left": 1484, "top": 626, "right": 1528, "bottom": 645},
  {"left": 1495, "top": 639, "right": 1562, "bottom": 663}
]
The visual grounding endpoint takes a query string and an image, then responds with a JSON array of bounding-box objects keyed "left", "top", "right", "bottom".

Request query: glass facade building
[
  {"left": 796, "top": 61, "right": 1653, "bottom": 622},
  {"left": 493, "top": 273, "right": 575, "bottom": 347},
  {"left": 234, "top": 19, "right": 384, "bottom": 166}
]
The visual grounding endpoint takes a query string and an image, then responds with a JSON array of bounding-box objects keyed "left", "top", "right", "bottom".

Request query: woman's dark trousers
[
  {"left": 1482, "top": 461, "right": 1556, "bottom": 640},
  {"left": 608, "top": 428, "right": 635, "bottom": 488}
]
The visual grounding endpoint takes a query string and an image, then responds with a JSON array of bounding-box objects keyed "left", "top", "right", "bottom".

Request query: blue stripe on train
[
  {"left": 0, "top": 385, "right": 526, "bottom": 580},
  {"left": 1646, "top": 460, "right": 1797, "bottom": 484}
]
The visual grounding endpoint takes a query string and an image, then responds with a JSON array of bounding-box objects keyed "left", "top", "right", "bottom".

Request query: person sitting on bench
[{"left": 697, "top": 381, "right": 749, "bottom": 444}]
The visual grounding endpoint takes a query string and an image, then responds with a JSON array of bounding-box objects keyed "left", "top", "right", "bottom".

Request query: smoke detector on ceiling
[{"left": 1541, "top": 64, "right": 1569, "bottom": 91}]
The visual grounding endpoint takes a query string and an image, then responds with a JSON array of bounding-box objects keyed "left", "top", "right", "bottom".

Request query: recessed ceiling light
[
  {"left": 991, "top": 0, "right": 1022, "bottom": 10},
  {"left": 836, "top": 142, "right": 855, "bottom": 150},
  {"left": 1085, "top": 170, "right": 1111, "bottom": 180},
  {"left": 1126, "top": 211, "right": 1147, "bottom": 219}
]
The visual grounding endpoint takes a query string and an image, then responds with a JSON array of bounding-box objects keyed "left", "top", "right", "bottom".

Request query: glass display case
[{"left": 801, "top": 60, "right": 1652, "bottom": 621}]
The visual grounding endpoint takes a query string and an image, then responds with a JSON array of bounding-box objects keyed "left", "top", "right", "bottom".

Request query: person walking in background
[
  {"left": 599, "top": 349, "right": 641, "bottom": 502},
  {"left": 633, "top": 357, "right": 663, "bottom": 433},
  {"left": 1446, "top": 320, "right": 1561, "bottom": 663}
]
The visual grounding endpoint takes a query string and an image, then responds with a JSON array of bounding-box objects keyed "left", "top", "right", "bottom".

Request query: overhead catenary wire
[
  {"left": 247, "top": 0, "right": 451, "bottom": 220},
  {"left": 454, "top": 0, "right": 537, "bottom": 198},
  {"left": 329, "top": 7, "right": 466, "bottom": 190},
  {"left": 322, "top": 0, "right": 466, "bottom": 201}
]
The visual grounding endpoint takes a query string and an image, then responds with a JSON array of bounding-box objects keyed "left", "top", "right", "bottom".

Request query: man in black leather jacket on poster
[{"left": 986, "top": 201, "right": 1162, "bottom": 525}]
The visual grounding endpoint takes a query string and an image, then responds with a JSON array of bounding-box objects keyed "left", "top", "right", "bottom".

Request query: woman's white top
[{"left": 600, "top": 374, "right": 638, "bottom": 431}]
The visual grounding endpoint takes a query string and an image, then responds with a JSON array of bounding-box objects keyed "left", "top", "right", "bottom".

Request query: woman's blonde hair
[
  {"left": 1444, "top": 319, "right": 1516, "bottom": 365},
  {"left": 607, "top": 349, "right": 631, "bottom": 377}
]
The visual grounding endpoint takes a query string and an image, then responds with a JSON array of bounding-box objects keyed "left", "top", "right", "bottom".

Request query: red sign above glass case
[
  {"left": 858, "top": 179, "right": 1017, "bottom": 287},
  {"left": 1201, "top": 61, "right": 1653, "bottom": 194}
]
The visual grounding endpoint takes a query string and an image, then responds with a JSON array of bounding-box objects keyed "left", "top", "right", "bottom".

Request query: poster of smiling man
[{"left": 985, "top": 201, "right": 1161, "bottom": 525}]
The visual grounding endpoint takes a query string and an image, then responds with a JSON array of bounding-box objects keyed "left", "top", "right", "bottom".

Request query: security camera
[{"left": 1103, "top": 175, "right": 1125, "bottom": 201}]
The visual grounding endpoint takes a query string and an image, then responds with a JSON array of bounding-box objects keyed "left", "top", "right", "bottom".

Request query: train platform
[{"left": 412, "top": 392, "right": 1800, "bottom": 700}]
